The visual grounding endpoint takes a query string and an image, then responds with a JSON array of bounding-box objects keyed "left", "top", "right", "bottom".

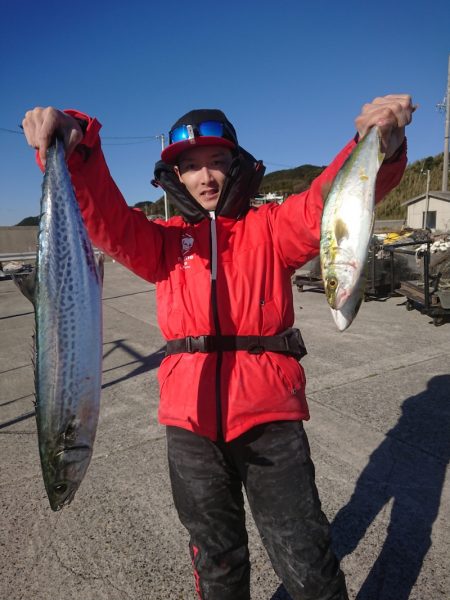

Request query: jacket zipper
[{"left": 209, "top": 212, "right": 223, "bottom": 440}]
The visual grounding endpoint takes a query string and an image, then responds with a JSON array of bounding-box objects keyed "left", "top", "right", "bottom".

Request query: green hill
[
  {"left": 134, "top": 197, "right": 181, "bottom": 218},
  {"left": 375, "top": 153, "right": 444, "bottom": 219},
  {"left": 15, "top": 216, "right": 39, "bottom": 226},
  {"left": 134, "top": 198, "right": 166, "bottom": 217},
  {"left": 259, "top": 152, "right": 445, "bottom": 221},
  {"left": 259, "top": 164, "right": 326, "bottom": 195}
]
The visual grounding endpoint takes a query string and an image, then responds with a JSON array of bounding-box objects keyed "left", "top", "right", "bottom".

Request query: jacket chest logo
[
  {"left": 179, "top": 233, "right": 195, "bottom": 269},
  {"left": 181, "top": 233, "right": 194, "bottom": 255}
]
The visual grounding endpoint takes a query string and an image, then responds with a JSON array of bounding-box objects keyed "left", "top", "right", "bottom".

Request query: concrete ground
[{"left": 1, "top": 261, "right": 449, "bottom": 600}]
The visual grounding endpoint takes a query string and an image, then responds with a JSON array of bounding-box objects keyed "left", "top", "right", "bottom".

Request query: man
[{"left": 22, "top": 96, "right": 414, "bottom": 600}]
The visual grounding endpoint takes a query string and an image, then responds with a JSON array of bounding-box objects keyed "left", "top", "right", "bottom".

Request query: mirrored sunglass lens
[
  {"left": 170, "top": 125, "right": 189, "bottom": 143},
  {"left": 198, "top": 121, "right": 224, "bottom": 137}
]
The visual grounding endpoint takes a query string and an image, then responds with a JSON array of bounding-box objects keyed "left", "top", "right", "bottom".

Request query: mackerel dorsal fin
[{"left": 12, "top": 269, "right": 37, "bottom": 306}]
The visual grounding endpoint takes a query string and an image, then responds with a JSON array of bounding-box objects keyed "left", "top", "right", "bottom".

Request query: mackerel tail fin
[{"left": 12, "top": 269, "right": 36, "bottom": 305}]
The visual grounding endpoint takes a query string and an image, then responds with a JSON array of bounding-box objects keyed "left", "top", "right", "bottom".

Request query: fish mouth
[
  {"left": 325, "top": 261, "right": 359, "bottom": 310},
  {"left": 49, "top": 482, "right": 77, "bottom": 511},
  {"left": 47, "top": 445, "right": 92, "bottom": 511},
  {"left": 325, "top": 278, "right": 351, "bottom": 311}
]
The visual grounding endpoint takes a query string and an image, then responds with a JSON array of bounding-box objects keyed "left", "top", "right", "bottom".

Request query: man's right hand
[{"left": 22, "top": 107, "right": 83, "bottom": 166}]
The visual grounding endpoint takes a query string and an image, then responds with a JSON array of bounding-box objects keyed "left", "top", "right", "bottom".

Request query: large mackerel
[
  {"left": 16, "top": 139, "right": 103, "bottom": 510},
  {"left": 320, "top": 127, "right": 384, "bottom": 331}
]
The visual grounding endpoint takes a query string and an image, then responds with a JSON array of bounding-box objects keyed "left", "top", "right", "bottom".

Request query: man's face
[{"left": 174, "top": 145, "right": 234, "bottom": 211}]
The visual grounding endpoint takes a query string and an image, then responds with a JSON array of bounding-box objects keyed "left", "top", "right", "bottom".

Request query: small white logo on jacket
[
  {"left": 179, "top": 233, "right": 195, "bottom": 269},
  {"left": 181, "top": 233, "right": 194, "bottom": 255}
]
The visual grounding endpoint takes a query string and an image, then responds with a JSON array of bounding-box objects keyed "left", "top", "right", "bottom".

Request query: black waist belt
[{"left": 165, "top": 328, "right": 307, "bottom": 361}]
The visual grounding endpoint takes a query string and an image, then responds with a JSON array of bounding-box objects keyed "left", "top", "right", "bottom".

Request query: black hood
[{"left": 152, "top": 147, "right": 266, "bottom": 223}]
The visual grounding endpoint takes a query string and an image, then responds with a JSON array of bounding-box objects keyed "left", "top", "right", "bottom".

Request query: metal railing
[{"left": 0, "top": 252, "right": 37, "bottom": 262}]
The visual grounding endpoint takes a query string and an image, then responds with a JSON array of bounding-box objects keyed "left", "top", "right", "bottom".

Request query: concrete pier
[{"left": 1, "top": 262, "right": 449, "bottom": 600}]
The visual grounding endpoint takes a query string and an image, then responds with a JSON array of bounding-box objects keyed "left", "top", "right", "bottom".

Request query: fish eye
[
  {"left": 54, "top": 482, "right": 68, "bottom": 494},
  {"left": 328, "top": 278, "right": 337, "bottom": 289}
]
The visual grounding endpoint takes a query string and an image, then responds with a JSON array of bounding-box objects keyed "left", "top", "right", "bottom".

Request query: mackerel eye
[
  {"left": 328, "top": 278, "right": 337, "bottom": 290},
  {"left": 54, "top": 483, "right": 68, "bottom": 494}
]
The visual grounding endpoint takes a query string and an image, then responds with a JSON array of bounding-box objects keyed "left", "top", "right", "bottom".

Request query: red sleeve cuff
[
  {"left": 353, "top": 132, "right": 407, "bottom": 164},
  {"left": 35, "top": 110, "right": 102, "bottom": 171},
  {"left": 63, "top": 109, "right": 102, "bottom": 148},
  {"left": 382, "top": 138, "right": 407, "bottom": 164}
]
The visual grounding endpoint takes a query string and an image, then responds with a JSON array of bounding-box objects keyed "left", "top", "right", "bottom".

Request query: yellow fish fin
[{"left": 334, "top": 218, "right": 349, "bottom": 244}]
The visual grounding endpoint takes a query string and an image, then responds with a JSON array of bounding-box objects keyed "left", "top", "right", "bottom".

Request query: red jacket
[{"left": 56, "top": 110, "right": 406, "bottom": 441}]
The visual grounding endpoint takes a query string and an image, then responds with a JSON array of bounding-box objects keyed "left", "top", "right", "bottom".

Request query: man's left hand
[{"left": 355, "top": 94, "right": 415, "bottom": 159}]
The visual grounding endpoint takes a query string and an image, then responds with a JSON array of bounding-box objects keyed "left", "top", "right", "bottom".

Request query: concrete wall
[
  {"left": 0, "top": 226, "right": 38, "bottom": 254},
  {"left": 374, "top": 219, "right": 405, "bottom": 232}
]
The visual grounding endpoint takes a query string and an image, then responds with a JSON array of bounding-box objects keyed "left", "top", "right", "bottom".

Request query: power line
[
  {"left": 0, "top": 125, "right": 296, "bottom": 168},
  {"left": 0, "top": 125, "right": 164, "bottom": 145},
  {"left": 102, "top": 134, "right": 161, "bottom": 140},
  {"left": 0, "top": 127, "right": 23, "bottom": 134},
  {"left": 102, "top": 138, "right": 163, "bottom": 146}
]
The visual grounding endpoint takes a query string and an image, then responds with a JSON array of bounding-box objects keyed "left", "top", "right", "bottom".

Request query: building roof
[{"left": 402, "top": 190, "right": 450, "bottom": 207}]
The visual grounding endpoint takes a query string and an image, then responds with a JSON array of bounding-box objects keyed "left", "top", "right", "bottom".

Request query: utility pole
[
  {"left": 437, "top": 54, "right": 450, "bottom": 192},
  {"left": 424, "top": 169, "right": 431, "bottom": 228},
  {"left": 156, "top": 133, "right": 169, "bottom": 221}
]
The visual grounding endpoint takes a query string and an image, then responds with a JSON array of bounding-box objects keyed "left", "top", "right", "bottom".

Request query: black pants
[{"left": 166, "top": 421, "right": 348, "bottom": 600}]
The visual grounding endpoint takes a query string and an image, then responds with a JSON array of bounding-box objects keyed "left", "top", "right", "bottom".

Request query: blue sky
[{"left": 0, "top": 0, "right": 449, "bottom": 225}]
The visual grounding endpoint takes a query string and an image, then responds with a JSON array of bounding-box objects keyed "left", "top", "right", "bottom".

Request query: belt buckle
[
  {"left": 247, "top": 338, "right": 264, "bottom": 355},
  {"left": 187, "top": 335, "right": 211, "bottom": 353}
]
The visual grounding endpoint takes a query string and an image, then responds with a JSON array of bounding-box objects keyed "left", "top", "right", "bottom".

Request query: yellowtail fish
[{"left": 320, "top": 127, "right": 384, "bottom": 331}]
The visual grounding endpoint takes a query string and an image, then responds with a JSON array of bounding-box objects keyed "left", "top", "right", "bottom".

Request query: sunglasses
[{"left": 169, "top": 120, "right": 235, "bottom": 145}]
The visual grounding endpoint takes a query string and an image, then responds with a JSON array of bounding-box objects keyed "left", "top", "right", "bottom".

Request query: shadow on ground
[
  {"left": 102, "top": 340, "right": 165, "bottom": 389},
  {"left": 269, "top": 375, "right": 450, "bottom": 600},
  {"left": 0, "top": 342, "right": 166, "bottom": 430},
  {"left": 331, "top": 374, "right": 450, "bottom": 600}
]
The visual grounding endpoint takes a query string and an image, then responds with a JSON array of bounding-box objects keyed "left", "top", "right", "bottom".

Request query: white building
[
  {"left": 402, "top": 191, "right": 450, "bottom": 232},
  {"left": 252, "top": 192, "right": 284, "bottom": 206}
]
